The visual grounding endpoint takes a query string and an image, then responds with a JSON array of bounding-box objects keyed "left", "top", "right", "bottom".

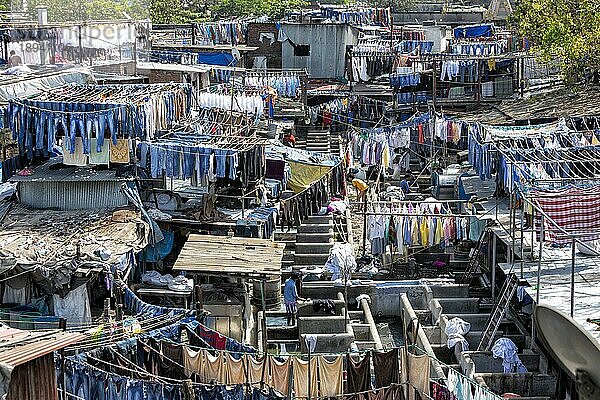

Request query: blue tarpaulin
[
  {"left": 453, "top": 24, "right": 493, "bottom": 39},
  {"left": 197, "top": 52, "right": 237, "bottom": 66},
  {"left": 139, "top": 230, "right": 174, "bottom": 262}
]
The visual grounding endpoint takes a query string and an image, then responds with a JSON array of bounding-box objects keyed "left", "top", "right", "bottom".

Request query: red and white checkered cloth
[{"left": 533, "top": 186, "right": 600, "bottom": 245}]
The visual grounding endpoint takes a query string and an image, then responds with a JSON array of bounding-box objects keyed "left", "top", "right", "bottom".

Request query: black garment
[
  {"left": 372, "top": 348, "right": 400, "bottom": 388},
  {"left": 346, "top": 352, "right": 372, "bottom": 394}
]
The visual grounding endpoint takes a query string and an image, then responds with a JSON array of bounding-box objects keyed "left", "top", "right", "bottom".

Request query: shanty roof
[
  {"left": 0, "top": 204, "right": 148, "bottom": 291},
  {"left": 0, "top": 328, "right": 84, "bottom": 367},
  {"left": 451, "top": 86, "right": 600, "bottom": 124},
  {"left": 173, "top": 234, "right": 284, "bottom": 277},
  {"left": 9, "top": 158, "right": 129, "bottom": 183}
]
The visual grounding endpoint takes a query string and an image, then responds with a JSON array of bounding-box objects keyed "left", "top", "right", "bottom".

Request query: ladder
[
  {"left": 459, "top": 229, "right": 488, "bottom": 284},
  {"left": 477, "top": 273, "right": 519, "bottom": 351}
]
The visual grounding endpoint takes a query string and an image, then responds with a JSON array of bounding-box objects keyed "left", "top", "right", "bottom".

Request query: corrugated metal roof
[
  {"left": 0, "top": 331, "right": 84, "bottom": 367},
  {"left": 18, "top": 180, "right": 128, "bottom": 210}
]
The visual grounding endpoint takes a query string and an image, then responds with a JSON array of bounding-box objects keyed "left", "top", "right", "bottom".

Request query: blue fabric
[
  {"left": 283, "top": 278, "right": 298, "bottom": 303},
  {"left": 197, "top": 52, "right": 237, "bottom": 66},
  {"left": 139, "top": 230, "right": 175, "bottom": 262},
  {"left": 453, "top": 24, "right": 493, "bottom": 38}
]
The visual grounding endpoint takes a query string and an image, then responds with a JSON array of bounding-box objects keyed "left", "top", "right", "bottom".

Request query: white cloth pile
[
  {"left": 445, "top": 317, "right": 471, "bottom": 351},
  {"left": 142, "top": 271, "right": 193, "bottom": 292},
  {"left": 491, "top": 338, "right": 528, "bottom": 373},
  {"left": 325, "top": 243, "right": 357, "bottom": 281}
]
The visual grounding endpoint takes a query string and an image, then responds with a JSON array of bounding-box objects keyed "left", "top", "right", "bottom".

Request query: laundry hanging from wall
[
  {"left": 8, "top": 84, "right": 192, "bottom": 159},
  {"left": 367, "top": 201, "right": 472, "bottom": 255},
  {"left": 198, "top": 91, "right": 264, "bottom": 116},
  {"left": 244, "top": 72, "right": 302, "bottom": 98},
  {"left": 139, "top": 140, "right": 265, "bottom": 188}
]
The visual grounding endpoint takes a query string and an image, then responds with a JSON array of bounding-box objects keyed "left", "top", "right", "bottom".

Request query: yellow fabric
[
  {"left": 487, "top": 59, "right": 496, "bottom": 71},
  {"left": 592, "top": 134, "right": 600, "bottom": 146},
  {"left": 382, "top": 143, "right": 390, "bottom": 168},
  {"left": 420, "top": 217, "right": 429, "bottom": 247},
  {"left": 408, "top": 353, "right": 430, "bottom": 400},
  {"left": 288, "top": 161, "right": 331, "bottom": 193},
  {"left": 246, "top": 354, "right": 267, "bottom": 386},
  {"left": 293, "top": 357, "right": 318, "bottom": 399},
  {"left": 269, "top": 356, "right": 291, "bottom": 396},
  {"left": 318, "top": 356, "right": 343, "bottom": 397},
  {"left": 352, "top": 178, "right": 368, "bottom": 192},
  {"left": 183, "top": 347, "right": 202, "bottom": 378},
  {"left": 109, "top": 139, "right": 131, "bottom": 164},
  {"left": 204, "top": 351, "right": 225, "bottom": 383},
  {"left": 226, "top": 353, "right": 246, "bottom": 385}
]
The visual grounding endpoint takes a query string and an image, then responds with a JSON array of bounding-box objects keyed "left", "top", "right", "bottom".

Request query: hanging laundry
[
  {"left": 318, "top": 356, "right": 343, "bottom": 397},
  {"left": 246, "top": 354, "right": 267, "bottom": 385},
  {"left": 408, "top": 353, "right": 430, "bottom": 400},
  {"left": 346, "top": 352, "right": 372, "bottom": 394},
  {"left": 226, "top": 353, "right": 246, "bottom": 384},
  {"left": 269, "top": 356, "right": 291, "bottom": 396},
  {"left": 292, "top": 357, "right": 318, "bottom": 399},
  {"left": 62, "top": 137, "right": 87, "bottom": 166},
  {"left": 372, "top": 348, "right": 400, "bottom": 388}
]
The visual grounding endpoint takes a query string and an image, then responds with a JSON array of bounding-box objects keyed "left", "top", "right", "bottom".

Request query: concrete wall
[
  {"left": 92, "top": 60, "right": 136, "bottom": 75},
  {"left": 422, "top": 25, "right": 452, "bottom": 53},
  {"left": 373, "top": 282, "right": 427, "bottom": 316},
  {"left": 280, "top": 23, "right": 358, "bottom": 79},
  {"left": 299, "top": 333, "right": 354, "bottom": 353}
]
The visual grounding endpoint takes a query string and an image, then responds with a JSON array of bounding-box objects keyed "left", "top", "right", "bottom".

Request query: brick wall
[
  {"left": 246, "top": 22, "right": 282, "bottom": 69},
  {"left": 147, "top": 69, "right": 184, "bottom": 84}
]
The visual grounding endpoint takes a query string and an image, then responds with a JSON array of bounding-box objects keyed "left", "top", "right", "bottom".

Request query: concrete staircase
[
  {"left": 305, "top": 129, "right": 331, "bottom": 154},
  {"left": 294, "top": 214, "right": 334, "bottom": 269}
]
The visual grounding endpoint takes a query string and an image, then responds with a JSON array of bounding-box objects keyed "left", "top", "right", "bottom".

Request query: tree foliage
[
  {"left": 210, "top": 0, "right": 308, "bottom": 19},
  {"left": 514, "top": 0, "right": 600, "bottom": 79},
  {"left": 26, "top": 0, "right": 149, "bottom": 22}
]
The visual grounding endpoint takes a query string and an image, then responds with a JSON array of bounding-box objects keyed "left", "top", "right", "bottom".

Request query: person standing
[
  {"left": 8, "top": 50, "right": 22, "bottom": 67},
  {"left": 283, "top": 273, "right": 304, "bottom": 326}
]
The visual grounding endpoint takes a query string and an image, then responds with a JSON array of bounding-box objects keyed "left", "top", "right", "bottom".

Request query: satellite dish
[
  {"left": 231, "top": 47, "right": 241, "bottom": 62},
  {"left": 534, "top": 305, "right": 600, "bottom": 400}
]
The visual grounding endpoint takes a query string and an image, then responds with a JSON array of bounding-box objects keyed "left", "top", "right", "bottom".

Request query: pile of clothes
[{"left": 142, "top": 271, "right": 193, "bottom": 292}]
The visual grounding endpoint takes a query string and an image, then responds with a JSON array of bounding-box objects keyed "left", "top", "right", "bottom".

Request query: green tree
[
  {"left": 514, "top": 0, "right": 600, "bottom": 80},
  {"left": 211, "top": 0, "right": 308, "bottom": 19},
  {"left": 26, "top": 0, "right": 150, "bottom": 21}
]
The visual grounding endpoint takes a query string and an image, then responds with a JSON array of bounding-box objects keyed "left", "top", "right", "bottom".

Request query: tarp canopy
[
  {"left": 453, "top": 24, "right": 493, "bottom": 39},
  {"left": 287, "top": 160, "right": 332, "bottom": 193}
]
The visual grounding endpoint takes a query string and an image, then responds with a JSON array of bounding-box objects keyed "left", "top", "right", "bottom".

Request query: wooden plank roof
[{"left": 173, "top": 234, "right": 284, "bottom": 277}]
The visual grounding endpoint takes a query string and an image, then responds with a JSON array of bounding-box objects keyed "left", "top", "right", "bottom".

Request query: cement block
[
  {"left": 298, "top": 315, "right": 346, "bottom": 334},
  {"left": 429, "top": 284, "right": 470, "bottom": 298},
  {"left": 468, "top": 352, "right": 540, "bottom": 373},
  {"left": 437, "top": 297, "right": 479, "bottom": 313},
  {"left": 294, "top": 253, "right": 330, "bottom": 265},
  {"left": 297, "top": 224, "right": 333, "bottom": 234},
  {"left": 296, "top": 232, "right": 333, "bottom": 243},
  {"left": 295, "top": 242, "right": 334, "bottom": 254},
  {"left": 299, "top": 333, "right": 354, "bottom": 353}
]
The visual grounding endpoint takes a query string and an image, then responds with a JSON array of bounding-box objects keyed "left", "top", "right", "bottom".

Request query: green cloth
[{"left": 89, "top": 139, "right": 110, "bottom": 165}]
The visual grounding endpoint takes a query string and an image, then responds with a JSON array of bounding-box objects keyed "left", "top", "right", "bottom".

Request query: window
[{"left": 294, "top": 44, "right": 310, "bottom": 57}]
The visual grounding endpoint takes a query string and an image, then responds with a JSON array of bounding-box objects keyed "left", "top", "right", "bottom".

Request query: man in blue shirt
[
  {"left": 283, "top": 273, "right": 304, "bottom": 326},
  {"left": 399, "top": 173, "right": 413, "bottom": 195}
]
